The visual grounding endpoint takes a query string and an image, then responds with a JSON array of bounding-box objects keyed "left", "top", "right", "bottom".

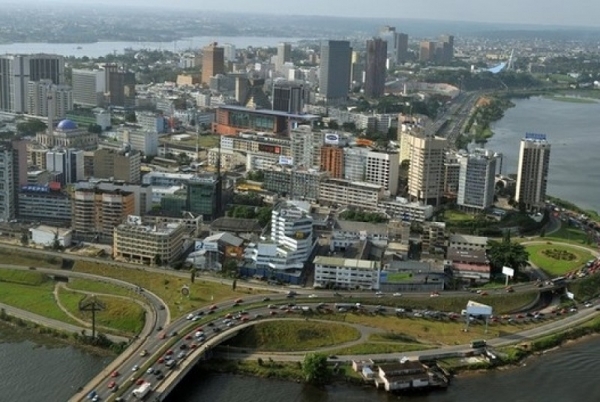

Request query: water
[
  {"left": 488, "top": 96, "right": 600, "bottom": 214},
  {"left": 0, "top": 36, "right": 308, "bottom": 58},
  {"left": 170, "top": 336, "right": 600, "bottom": 402},
  {"left": 0, "top": 323, "right": 111, "bottom": 402}
]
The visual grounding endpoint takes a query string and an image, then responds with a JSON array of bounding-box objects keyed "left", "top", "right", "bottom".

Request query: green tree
[
  {"left": 20, "top": 233, "right": 28, "bottom": 246},
  {"left": 223, "top": 259, "right": 239, "bottom": 278},
  {"left": 87, "top": 123, "right": 102, "bottom": 134},
  {"left": 487, "top": 232, "right": 530, "bottom": 276},
  {"left": 16, "top": 119, "right": 47, "bottom": 135},
  {"left": 302, "top": 353, "right": 330, "bottom": 385},
  {"left": 124, "top": 111, "right": 137, "bottom": 123}
]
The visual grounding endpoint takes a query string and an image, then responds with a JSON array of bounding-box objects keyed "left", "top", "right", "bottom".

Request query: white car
[
  {"left": 146, "top": 367, "right": 154, "bottom": 374},
  {"left": 186, "top": 313, "right": 194, "bottom": 320},
  {"left": 375, "top": 291, "right": 384, "bottom": 296},
  {"left": 393, "top": 293, "right": 402, "bottom": 297},
  {"left": 132, "top": 365, "right": 139, "bottom": 371},
  {"left": 308, "top": 294, "right": 318, "bottom": 298}
]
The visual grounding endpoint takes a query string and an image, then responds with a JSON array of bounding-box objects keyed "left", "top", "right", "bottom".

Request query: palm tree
[{"left": 487, "top": 232, "right": 529, "bottom": 277}]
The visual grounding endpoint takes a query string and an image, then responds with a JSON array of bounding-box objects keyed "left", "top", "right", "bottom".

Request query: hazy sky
[{"left": 13, "top": 0, "right": 600, "bottom": 27}]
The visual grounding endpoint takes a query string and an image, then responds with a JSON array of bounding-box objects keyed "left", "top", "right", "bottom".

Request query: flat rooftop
[{"left": 219, "top": 105, "right": 320, "bottom": 120}]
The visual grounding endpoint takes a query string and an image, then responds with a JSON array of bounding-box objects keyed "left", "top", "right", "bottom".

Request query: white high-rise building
[
  {"left": 365, "top": 150, "right": 399, "bottom": 196},
  {"left": 290, "top": 125, "right": 322, "bottom": 169},
  {"left": 407, "top": 133, "right": 447, "bottom": 205},
  {"left": 222, "top": 43, "right": 236, "bottom": 62},
  {"left": 71, "top": 69, "right": 106, "bottom": 107},
  {"left": 276, "top": 42, "right": 292, "bottom": 73},
  {"left": 516, "top": 133, "right": 551, "bottom": 210},
  {"left": 27, "top": 79, "right": 73, "bottom": 119},
  {"left": 46, "top": 148, "right": 84, "bottom": 185},
  {"left": 457, "top": 149, "right": 497, "bottom": 211}
]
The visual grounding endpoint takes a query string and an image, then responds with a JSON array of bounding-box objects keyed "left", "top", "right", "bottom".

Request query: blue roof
[
  {"left": 488, "top": 62, "right": 506, "bottom": 74},
  {"left": 57, "top": 119, "right": 78, "bottom": 130}
]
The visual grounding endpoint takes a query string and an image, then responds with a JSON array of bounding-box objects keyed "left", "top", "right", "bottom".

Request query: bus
[{"left": 471, "top": 340, "right": 487, "bottom": 349}]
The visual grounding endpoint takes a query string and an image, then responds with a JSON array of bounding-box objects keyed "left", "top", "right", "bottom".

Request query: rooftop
[
  {"left": 447, "top": 248, "right": 488, "bottom": 264},
  {"left": 334, "top": 220, "right": 388, "bottom": 236},
  {"left": 449, "top": 234, "right": 489, "bottom": 246},
  {"left": 210, "top": 217, "right": 263, "bottom": 233},
  {"left": 218, "top": 105, "right": 320, "bottom": 120},
  {"left": 314, "top": 256, "right": 380, "bottom": 270}
]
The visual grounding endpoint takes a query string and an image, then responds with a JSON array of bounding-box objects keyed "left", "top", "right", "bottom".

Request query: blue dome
[{"left": 57, "top": 119, "right": 78, "bottom": 130}]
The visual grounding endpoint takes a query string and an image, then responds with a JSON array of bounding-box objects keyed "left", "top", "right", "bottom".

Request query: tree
[
  {"left": 20, "top": 233, "right": 28, "bottom": 246},
  {"left": 124, "top": 111, "right": 137, "bottom": 123},
  {"left": 487, "top": 232, "right": 530, "bottom": 277},
  {"left": 16, "top": 119, "right": 47, "bottom": 135},
  {"left": 223, "top": 259, "right": 239, "bottom": 278},
  {"left": 302, "top": 353, "right": 330, "bottom": 385},
  {"left": 87, "top": 123, "right": 102, "bottom": 134},
  {"left": 190, "top": 266, "right": 197, "bottom": 284}
]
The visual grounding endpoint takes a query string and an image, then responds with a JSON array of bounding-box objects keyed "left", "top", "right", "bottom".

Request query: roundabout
[{"left": 525, "top": 242, "right": 595, "bottom": 276}]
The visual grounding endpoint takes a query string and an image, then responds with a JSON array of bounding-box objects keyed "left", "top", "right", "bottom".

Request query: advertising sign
[
  {"left": 324, "top": 133, "right": 340, "bottom": 145},
  {"left": 502, "top": 266, "right": 515, "bottom": 277},
  {"left": 279, "top": 156, "right": 294, "bottom": 165},
  {"left": 466, "top": 300, "right": 493, "bottom": 317}
]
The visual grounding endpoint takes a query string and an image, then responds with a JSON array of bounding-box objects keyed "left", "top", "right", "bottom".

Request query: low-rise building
[
  {"left": 209, "top": 217, "right": 263, "bottom": 239},
  {"left": 377, "top": 361, "right": 429, "bottom": 392},
  {"left": 380, "top": 261, "right": 445, "bottom": 293},
  {"left": 113, "top": 219, "right": 186, "bottom": 265},
  {"left": 446, "top": 248, "right": 491, "bottom": 283},
  {"left": 313, "top": 255, "right": 381, "bottom": 290},
  {"left": 332, "top": 220, "right": 389, "bottom": 249},
  {"left": 448, "top": 234, "right": 488, "bottom": 251},
  {"left": 379, "top": 197, "right": 434, "bottom": 223},
  {"left": 18, "top": 184, "right": 72, "bottom": 224},
  {"left": 318, "top": 179, "right": 383, "bottom": 210}
]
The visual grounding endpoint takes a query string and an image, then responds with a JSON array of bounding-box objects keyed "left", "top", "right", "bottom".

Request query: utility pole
[{"left": 79, "top": 295, "right": 105, "bottom": 339}]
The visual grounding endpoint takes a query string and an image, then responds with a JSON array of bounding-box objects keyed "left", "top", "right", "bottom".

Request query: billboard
[
  {"left": 279, "top": 156, "right": 294, "bottom": 165},
  {"left": 195, "top": 241, "right": 219, "bottom": 252},
  {"left": 324, "top": 133, "right": 340, "bottom": 145},
  {"left": 502, "top": 266, "right": 515, "bottom": 277},
  {"left": 258, "top": 144, "right": 281, "bottom": 154},
  {"left": 466, "top": 300, "right": 493, "bottom": 317}
]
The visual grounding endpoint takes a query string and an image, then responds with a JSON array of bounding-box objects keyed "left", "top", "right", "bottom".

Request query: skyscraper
[
  {"left": 419, "top": 42, "right": 436, "bottom": 62},
  {"left": 365, "top": 150, "right": 399, "bottom": 196},
  {"left": 439, "top": 35, "right": 455, "bottom": 62},
  {"left": 276, "top": 42, "right": 292, "bottom": 73},
  {"left": 27, "top": 79, "right": 73, "bottom": 119},
  {"left": 457, "top": 149, "right": 497, "bottom": 211},
  {"left": 516, "top": 133, "right": 551, "bottom": 211},
  {"left": 393, "top": 33, "right": 409, "bottom": 64},
  {"left": 319, "top": 40, "right": 351, "bottom": 102},
  {"left": 407, "top": 133, "right": 447, "bottom": 205},
  {"left": 201, "top": 43, "right": 225, "bottom": 86},
  {"left": 0, "top": 54, "right": 64, "bottom": 113},
  {"left": 71, "top": 69, "right": 106, "bottom": 107},
  {"left": 364, "top": 38, "right": 387, "bottom": 98},
  {"left": 272, "top": 81, "right": 304, "bottom": 114},
  {"left": 46, "top": 148, "right": 84, "bottom": 185}
]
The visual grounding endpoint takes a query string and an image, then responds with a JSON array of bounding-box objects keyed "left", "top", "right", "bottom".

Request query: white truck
[{"left": 132, "top": 381, "right": 152, "bottom": 399}]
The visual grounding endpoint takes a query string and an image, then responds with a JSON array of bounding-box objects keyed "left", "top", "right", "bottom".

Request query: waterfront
[
  {"left": 0, "top": 36, "right": 308, "bottom": 58},
  {"left": 488, "top": 96, "right": 600, "bottom": 214}
]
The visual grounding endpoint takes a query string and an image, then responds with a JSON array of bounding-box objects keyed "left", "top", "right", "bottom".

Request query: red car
[
  {"left": 166, "top": 349, "right": 173, "bottom": 356},
  {"left": 209, "top": 305, "right": 218, "bottom": 310},
  {"left": 136, "top": 379, "right": 145, "bottom": 385},
  {"left": 241, "top": 316, "right": 249, "bottom": 322},
  {"left": 108, "top": 381, "right": 116, "bottom": 389},
  {"left": 235, "top": 298, "right": 243, "bottom": 304},
  {"left": 110, "top": 371, "right": 120, "bottom": 378},
  {"left": 190, "top": 343, "right": 197, "bottom": 349},
  {"left": 158, "top": 333, "right": 166, "bottom": 339},
  {"left": 196, "top": 327, "right": 203, "bottom": 332},
  {"left": 158, "top": 357, "right": 165, "bottom": 364},
  {"left": 185, "top": 334, "right": 192, "bottom": 340},
  {"left": 270, "top": 311, "right": 277, "bottom": 316}
]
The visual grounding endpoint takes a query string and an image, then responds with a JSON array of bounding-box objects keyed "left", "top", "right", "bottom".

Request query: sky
[{"left": 9, "top": 0, "right": 600, "bottom": 27}]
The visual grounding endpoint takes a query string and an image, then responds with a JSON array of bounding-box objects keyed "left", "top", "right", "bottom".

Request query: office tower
[
  {"left": 419, "top": 41, "right": 436, "bottom": 62},
  {"left": 393, "top": 33, "right": 409, "bottom": 64},
  {"left": 365, "top": 150, "right": 399, "bottom": 196},
  {"left": 516, "top": 133, "right": 551, "bottom": 210},
  {"left": 319, "top": 40, "right": 351, "bottom": 102},
  {"left": 72, "top": 69, "right": 106, "bottom": 107},
  {"left": 93, "top": 148, "right": 142, "bottom": 184},
  {"left": 27, "top": 79, "right": 73, "bottom": 119},
  {"left": 276, "top": 42, "right": 292, "bottom": 72},
  {"left": 272, "top": 81, "right": 304, "bottom": 114},
  {"left": 344, "top": 147, "right": 369, "bottom": 182},
  {"left": 0, "top": 54, "right": 65, "bottom": 113},
  {"left": 364, "top": 38, "right": 387, "bottom": 98},
  {"left": 350, "top": 51, "right": 365, "bottom": 85},
  {"left": 222, "top": 43, "right": 236, "bottom": 62},
  {"left": 457, "top": 149, "right": 497, "bottom": 211},
  {"left": 439, "top": 35, "right": 454, "bottom": 62},
  {"left": 46, "top": 148, "right": 84, "bottom": 185},
  {"left": 291, "top": 125, "right": 322, "bottom": 169},
  {"left": 320, "top": 145, "right": 344, "bottom": 178},
  {"left": 201, "top": 43, "right": 225, "bottom": 86},
  {"left": 187, "top": 174, "right": 219, "bottom": 220},
  {"left": 407, "top": 133, "right": 447, "bottom": 205},
  {"left": 105, "top": 67, "right": 136, "bottom": 108}
]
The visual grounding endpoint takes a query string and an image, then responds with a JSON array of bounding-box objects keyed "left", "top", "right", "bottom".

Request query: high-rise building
[
  {"left": 0, "top": 54, "right": 65, "bottom": 113},
  {"left": 46, "top": 148, "right": 84, "bottom": 185},
  {"left": 290, "top": 126, "right": 323, "bottom": 169},
  {"left": 516, "top": 133, "right": 551, "bottom": 210},
  {"left": 350, "top": 50, "right": 365, "bottom": 85},
  {"left": 364, "top": 38, "right": 387, "bottom": 98},
  {"left": 393, "top": 33, "right": 409, "bottom": 64},
  {"left": 344, "top": 147, "right": 369, "bottom": 182},
  {"left": 276, "top": 42, "right": 292, "bottom": 72},
  {"left": 419, "top": 41, "right": 436, "bottom": 62},
  {"left": 320, "top": 145, "right": 344, "bottom": 178},
  {"left": 72, "top": 69, "right": 106, "bottom": 107},
  {"left": 457, "top": 149, "right": 497, "bottom": 211},
  {"left": 365, "top": 150, "right": 399, "bottom": 196},
  {"left": 439, "top": 35, "right": 455, "bottom": 62},
  {"left": 222, "top": 43, "right": 236, "bottom": 62},
  {"left": 272, "top": 81, "right": 304, "bottom": 114},
  {"left": 106, "top": 68, "right": 135, "bottom": 108},
  {"left": 201, "top": 43, "right": 225, "bottom": 86},
  {"left": 407, "top": 133, "right": 447, "bottom": 205},
  {"left": 27, "top": 79, "right": 73, "bottom": 119},
  {"left": 319, "top": 40, "right": 351, "bottom": 102},
  {"left": 93, "top": 148, "right": 142, "bottom": 184},
  {"left": 187, "top": 174, "right": 219, "bottom": 220},
  {"left": 0, "top": 143, "right": 15, "bottom": 220}
]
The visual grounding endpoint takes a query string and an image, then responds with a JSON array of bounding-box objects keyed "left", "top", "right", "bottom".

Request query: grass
[
  {"left": 386, "top": 272, "right": 412, "bottom": 282},
  {"left": 67, "top": 278, "right": 145, "bottom": 302},
  {"left": 545, "top": 225, "right": 593, "bottom": 246},
  {"left": 73, "top": 261, "right": 265, "bottom": 319},
  {"left": 443, "top": 209, "right": 475, "bottom": 223},
  {"left": 205, "top": 359, "right": 305, "bottom": 381},
  {"left": 225, "top": 320, "right": 361, "bottom": 352},
  {"left": 330, "top": 342, "right": 430, "bottom": 355},
  {"left": 526, "top": 243, "right": 593, "bottom": 276},
  {"left": 0, "top": 249, "right": 62, "bottom": 269},
  {"left": 57, "top": 287, "right": 145, "bottom": 336},
  {"left": 165, "top": 134, "right": 220, "bottom": 149},
  {"left": 0, "top": 281, "right": 79, "bottom": 325},
  {"left": 0, "top": 269, "right": 51, "bottom": 286}
]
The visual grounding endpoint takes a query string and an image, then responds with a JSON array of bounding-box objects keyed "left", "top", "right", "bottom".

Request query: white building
[
  {"left": 142, "top": 171, "right": 194, "bottom": 187},
  {"left": 344, "top": 147, "right": 369, "bottom": 182},
  {"left": 457, "top": 149, "right": 497, "bottom": 211},
  {"left": 46, "top": 148, "right": 84, "bottom": 185},
  {"left": 365, "top": 150, "right": 399, "bottom": 196},
  {"left": 118, "top": 127, "right": 159, "bottom": 156},
  {"left": 27, "top": 79, "right": 73, "bottom": 119},
  {"left": 448, "top": 234, "right": 488, "bottom": 251},
  {"left": 71, "top": 69, "right": 106, "bottom": 107},
  {"left": 313, "top": 256, "right": 381, "bottom": 290},
  {"left": 407, "top": 133, "right": 447, "bottom": 205},
  {"left": 516, "top": 133, "right": 551, "bottom": 210},
  {"left": 318, "top": 178, "right": 384, "bottom": 210},
  {"left": 29, "top": 225, "right": 72, "bottom": 247},
  {"left": 136, "top": 112, "right": 166, "bottom": 133},
  {"left": 379, "top": 197, "right": 434, "bottom": 223}
]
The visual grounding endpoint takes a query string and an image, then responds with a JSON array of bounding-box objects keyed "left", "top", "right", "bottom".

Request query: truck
[{"left": 132, "top": 381, "right": 152, "bottom": 399}]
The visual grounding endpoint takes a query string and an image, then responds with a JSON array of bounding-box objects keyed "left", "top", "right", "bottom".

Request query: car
[
  {"left": 195, "top": 331, "right": 204, "bottom": 338},
  {"left": 166, "top": 349, "right": 173, "bottom": 356},
  {"left": 140, "top": 349, "right": 148, "bottom": 357},
  {"left": 585, "top": 302, "right": 594, "bottom": 308},
  {"left": 241, "top": 316, "right": 249, "bottom": 322},
  {"left": 136, "top": 378, "right": 145, "bottom": 385},
  {"left": 213, "top": 327, "right": 221, "bottom": 332},
  {"left": 192, "top": 315, "right": 200, "bottom": 321},
  {"left": 180, "top": 344, "right": 188, "bottom": 350},
  {"left": 262, "top": 297, "right": 271, "bottom": 302},
  {"left": 87, "top": 390, "right": 98, "bottom": 400},
  {"left": 132, "top": 365, "right": 139, "bottom": 371},
  {"left": 209, "top": 304, "right": 218, "bottom": 310},
  {"left": 156, "top": 373, "right": 165, "bottom": 380},
  {"left": 235, "top": 298, "right": 244, "bottom": 304},
  {"left": 158, "top": 357, "right": 165, "bottom": 364},
  {"left": 207, "top": 322, "right": 215, "bottom": 327},
  {"left": 169, "top": 331, "right": 178, "bottom": 337},
  {"left": 156, "top": 326, "right": 163, "bottom": 332},
  {"left": 196, "top": 326, "right": 204, "bottom": 332},
  {"left": 159, "top": 305, "right": 165, "bottom": 310},
  {"left": 254, "top": 314, "right": 263, "bottom": 319},
  {"left": 393, "top": 292, "right": 402, "bottom": 297},
  {"left": 225, "top": 313, "right": 233, "bottom": 319},
  {"left": 110, "top": 371, "right": 120, "bottom": 378},
  {"left": 158, "top": 333, "right": 166, "bottom": 339},
  {"left": 286, "top": 294, "right": 295, "bottom": 299},
  {"left": 308, "top": 294, "right": 318, "bottom": 298},
  {"left": 270, "top": 310, "right": 277, "bottom": 316},
  {"left": 268, "top": 304, "right": 277, "bottom": 309},
  {"left": 207, "top": 310, "right": 215, "bottom": 315},
  {"left": 165, "top": 359, "right": 175, "bottom": 368},
  {"left": 287, "top": 291, "right": 297, "bottom": 296},
  {"left": 153, "top": 369, "right": 162, "bottom": 376},
  {"left": 480, "top": 291, "right": 489, "bottom": 296},
  {"left": 147, "top": 367, "right": 154, "bottom": 374},
  {"left": 186, "top": 313, "right": 194, "bottom": 320},
  {"left": 506, "top": 286, "right": 514, "bottom": 293},
  {"left": 328, "top": 355, "right": 338, "bottom": 359},
  {"left": 375, "top": 291, "right": 384, "bottom": 296},
  {"left": 196, "top": 311, "right": 204, "bottom": 316},
  {"left": 227, "top": 322, "right": 235, "bottom": 327},
  {"left": 177, "top": 351, "right": 187, "bottom": 359},
  {"left": 185, "top": 334, "right": 192, "bottom": 340},
  {"left": 430, "top": 292, "right": 440, "bottom": 298},
  {"left": 190, "top": 343, "right": 197, "bottom": 349}
]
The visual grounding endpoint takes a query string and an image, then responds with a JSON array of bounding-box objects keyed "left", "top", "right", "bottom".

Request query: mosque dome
[{"left": 56, "top": 119, "right": 78, "bottom": 130}]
